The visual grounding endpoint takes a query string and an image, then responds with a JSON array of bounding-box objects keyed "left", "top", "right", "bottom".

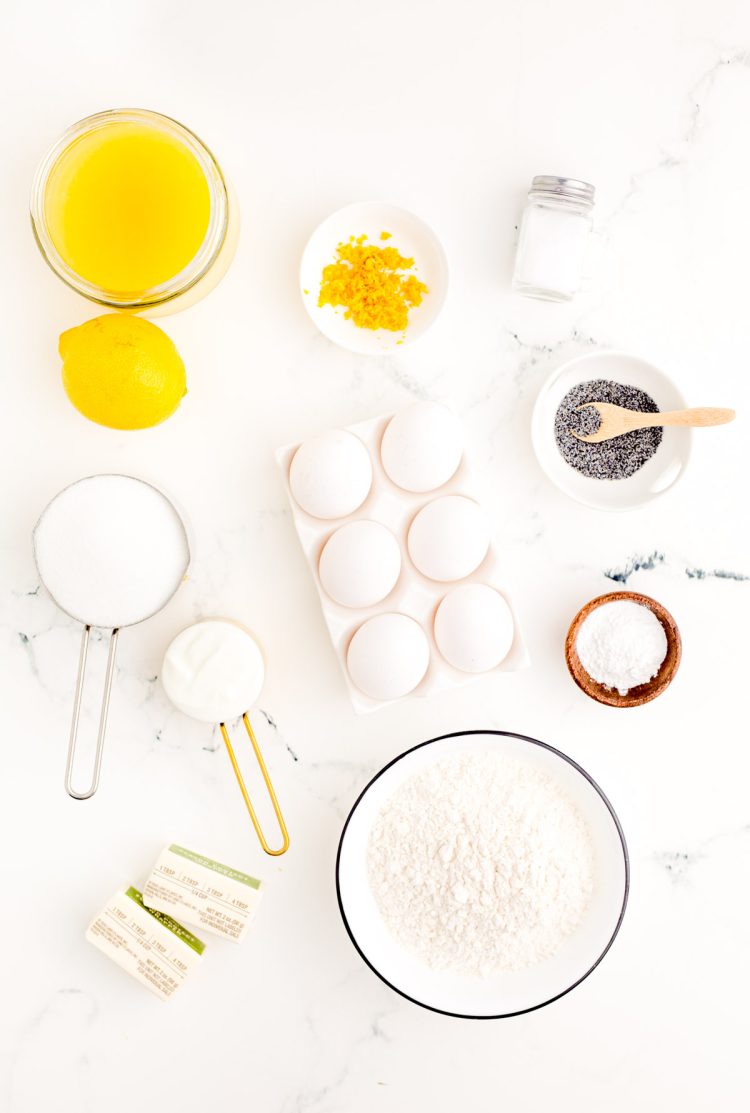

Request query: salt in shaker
[{"left": 512, "top": 175, "right": 595, "bottom": 302}]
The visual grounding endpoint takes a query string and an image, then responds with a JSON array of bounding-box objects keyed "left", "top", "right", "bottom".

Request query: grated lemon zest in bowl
[{"left": 318, "top": 234, "right": 428, "bottom": 332}]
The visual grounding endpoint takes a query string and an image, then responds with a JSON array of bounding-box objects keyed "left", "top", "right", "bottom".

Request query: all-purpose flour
[{"left": 367, "top": 752, "right": 594, "bottom": 976}]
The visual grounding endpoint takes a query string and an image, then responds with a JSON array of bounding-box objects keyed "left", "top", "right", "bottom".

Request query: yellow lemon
[{"left": 59, "top": 314, "right": 187, "bottom": 430}]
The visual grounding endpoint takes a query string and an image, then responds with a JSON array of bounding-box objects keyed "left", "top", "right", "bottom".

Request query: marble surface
[{"left": 2, "top": 0, "right": 750, "bottom": 1109}]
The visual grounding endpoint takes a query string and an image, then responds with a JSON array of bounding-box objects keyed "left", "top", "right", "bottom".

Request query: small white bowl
[
  {"left": 300, "top": 202, "right": 449, "bottom": 354},
  {"left": 336, "top": 730, "right": 628, "bottom": 1019},
  {"left": 531, "top": 350, "right": 691, "bottom": 511}
]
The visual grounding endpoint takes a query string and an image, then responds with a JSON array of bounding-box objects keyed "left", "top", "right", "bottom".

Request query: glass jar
[
  {"left": 512, "top": 175, "right": 595, "bottom": 302},
  {"left": 30, "top": 108, "right": 239, "bottom": 316}
]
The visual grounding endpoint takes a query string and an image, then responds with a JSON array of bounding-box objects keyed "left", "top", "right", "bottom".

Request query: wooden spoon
[{"left": 571, "top": 403, "right": 735, "bottom": 444}]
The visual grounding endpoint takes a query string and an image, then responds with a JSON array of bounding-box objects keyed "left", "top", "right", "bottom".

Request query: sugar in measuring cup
[
  {"left": 161, "top": 619, "right": 290, "bottom": 856},
  {"left": 33, "top": 474, "right": 190, "bottom": 799}
]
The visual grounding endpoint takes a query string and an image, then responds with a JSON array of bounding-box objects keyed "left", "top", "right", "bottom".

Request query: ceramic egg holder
[{"left": 277, "top": 411, "right": 530, "bottom": 713}]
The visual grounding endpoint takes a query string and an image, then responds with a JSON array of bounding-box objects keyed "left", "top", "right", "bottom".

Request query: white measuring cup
[
  {"left": 161, "top": 618, "right": 290, "bottom": 856},
  {"left": 33, "top": 474, "right": 190, "bottom": 799}
]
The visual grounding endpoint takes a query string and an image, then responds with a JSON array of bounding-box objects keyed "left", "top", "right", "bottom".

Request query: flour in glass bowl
[{"left": 367, "top": 751, "right": 595, "bottom": 976}]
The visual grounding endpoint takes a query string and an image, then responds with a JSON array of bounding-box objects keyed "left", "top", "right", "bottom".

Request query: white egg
[
  {"left": 407, "top": 495, "right": 491, "bottom": 581},
  {"left": 346, "top": 614, "right": 430, "bottom": 701},
  {"left": 380, "top": 401, "right": 463, "bottom": 492},
  {"left": 434, "top": 584, "right": 514, "bottom": 673},
  {"left": 319, "top": 520, "right": 401, "bottom": 608},
  {"left": 289, "top": 430, "right": 373, "bottom": 519},
  {"left": 161, "top": 619, "right": 265, "bottom": 723}
]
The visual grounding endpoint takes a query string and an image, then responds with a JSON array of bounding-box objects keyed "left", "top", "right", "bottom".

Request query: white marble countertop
[{"left": 2, "top": 1, "right": 750, "bottom": 1109}]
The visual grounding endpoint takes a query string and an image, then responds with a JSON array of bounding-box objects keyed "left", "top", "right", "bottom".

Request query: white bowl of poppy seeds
[{"left": 531, "top": 350, "right": 691, "bottom": 511}]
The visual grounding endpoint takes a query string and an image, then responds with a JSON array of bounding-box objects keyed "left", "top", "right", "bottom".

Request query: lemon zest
[{"left": 318, "top": 235, "right": 428, "bottom": 332}]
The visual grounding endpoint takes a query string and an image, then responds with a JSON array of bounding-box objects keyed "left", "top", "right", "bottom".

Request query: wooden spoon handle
[{"left": 653, "top": 407, "right": 736, "bottom": 428}]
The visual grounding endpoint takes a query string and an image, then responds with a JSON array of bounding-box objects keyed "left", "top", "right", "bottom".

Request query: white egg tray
[{"left": 276, "top": 411, "right": 530, "bottom": 714}]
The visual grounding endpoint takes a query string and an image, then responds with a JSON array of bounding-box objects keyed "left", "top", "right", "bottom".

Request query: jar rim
[
  {"left": 29, "top": 107, "right": 230, "bottom": 310},
  {"left": 529, "top": 175, "right": 595, "bottom": 208}
]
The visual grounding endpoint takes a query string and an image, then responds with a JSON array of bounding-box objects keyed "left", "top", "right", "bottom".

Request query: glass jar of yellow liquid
[{"left": 31, "top": 108, "right": 238, "bottom": 314}]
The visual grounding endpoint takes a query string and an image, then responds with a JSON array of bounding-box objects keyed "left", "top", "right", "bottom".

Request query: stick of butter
[
  {"left": 86, "top": 886, "right": 205, "bottom": 1001},
  {"left": 142, "top": 844, "right": 263, "bottom": 943}
]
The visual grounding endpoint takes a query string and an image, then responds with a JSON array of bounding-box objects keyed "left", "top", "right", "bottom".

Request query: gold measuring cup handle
[
  {"left": 65, "top": 626, "right": 119, "bottom": 800},
  {"left": 220, "top": 713, "right": 290, "bottom": 856}
]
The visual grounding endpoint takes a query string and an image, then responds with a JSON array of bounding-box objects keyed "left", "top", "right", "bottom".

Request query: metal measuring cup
[{"left": 33, "top": 474, "right": 190, "bottom": 800}]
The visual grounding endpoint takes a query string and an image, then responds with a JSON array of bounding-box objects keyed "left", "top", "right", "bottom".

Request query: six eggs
[{"left": 287, "top": 402, "right": 516, "bottom": 702}]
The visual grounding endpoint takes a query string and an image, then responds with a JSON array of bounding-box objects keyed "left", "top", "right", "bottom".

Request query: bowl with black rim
[{"left": 336, "top": 730, "right": 628, "bottom": 1019}]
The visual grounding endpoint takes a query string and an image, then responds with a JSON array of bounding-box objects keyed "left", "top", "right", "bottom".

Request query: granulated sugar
[
  {"left": 33, "top": 475, "right": 189, "bottom": 628},
  {"left": 367, "top": 751, "right": 594, "bottom": 976}
]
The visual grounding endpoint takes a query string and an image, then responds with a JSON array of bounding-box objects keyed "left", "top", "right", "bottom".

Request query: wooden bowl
[{"left": 565, "top": 590, "right": 681, "bottom": 708}]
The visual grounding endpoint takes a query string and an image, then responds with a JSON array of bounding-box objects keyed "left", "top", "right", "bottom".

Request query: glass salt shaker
[{"left": 512, "top": 175, "right": 595, "bottom": 302}]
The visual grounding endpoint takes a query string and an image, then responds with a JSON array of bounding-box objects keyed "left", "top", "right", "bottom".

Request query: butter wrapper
[
  {"left": 142, "top": 844, "right": 262, "bottom": 943},
  {"left": 86, "top": 886, "right": 205, "bottom": 1001}
]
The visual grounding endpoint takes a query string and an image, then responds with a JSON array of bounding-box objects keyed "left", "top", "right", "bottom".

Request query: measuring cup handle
[
  {"left": 65, "top": 626, "right": 119, "bottom": 800},
  {"left": 220, "top": 714, "right": 290, "bottom": 855}
]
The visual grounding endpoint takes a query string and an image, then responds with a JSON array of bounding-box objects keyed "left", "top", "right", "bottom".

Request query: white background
[{"left": 2, "top": 1, "right": 750, "bottom": 1110}]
